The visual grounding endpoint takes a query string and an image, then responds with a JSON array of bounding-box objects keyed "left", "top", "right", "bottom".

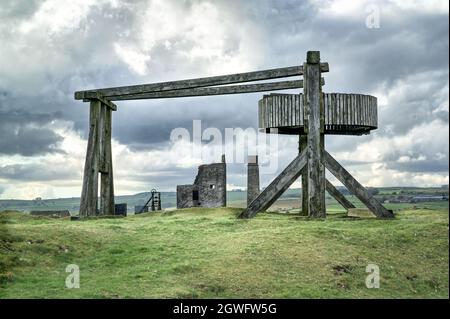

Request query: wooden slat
[
  {"left": 373, "top": 97, "right": 377, "bottom": 126},
  {"left": 329, "top": 94, "right": 333, "bottom": 125},
  {"left": 363, "top": 96, "right": 366, "bottom": 126},
  {"left": 75, "top": 63, "right": 330, "bottom": 99},
  {"left": 299, "top": 94, "right": 303, "bottom": 125},
  {"left": 287, "top": 95, "right": 291, "bottom": 126},
  {"left": 258, "top": 99, "right": 262, "bottom": 129},
  {"left": 351, "top": 94, "right": 355, "bottom": 125},
  {"left": 345, "top": 94, "right": 349, "bottom": 127},
  {"left": 270, "top": 96, "right": 274, "bottom": 127},
  {"left": 285, "top": 95, "right": 288, "bottom": 126},
  {"left": 337, "top": 94, "right": 341, "bottom": 125}
]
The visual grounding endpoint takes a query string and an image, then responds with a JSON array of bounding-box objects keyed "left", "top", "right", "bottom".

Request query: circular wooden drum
[{"left": 258, "top": 93, "right": 378, "bottom": 135}]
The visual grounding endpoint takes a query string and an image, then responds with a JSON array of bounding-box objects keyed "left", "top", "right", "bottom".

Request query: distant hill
[
  {"left": 0, "top": 187, "right": 446, "bottom": 214},
  {"left": 0, "top": 189, "right": 304, "bottom": 214}
]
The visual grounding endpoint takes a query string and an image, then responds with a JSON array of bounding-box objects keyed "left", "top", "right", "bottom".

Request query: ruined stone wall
[
  {"left": 176, "top": 156, "right": 226, "bottom": 209},
  {"left": 195, "top": 162, "right": 226, "bottom": 208},
  {"left": 177, "top": 184, "right": 197, "bottom": 208}
]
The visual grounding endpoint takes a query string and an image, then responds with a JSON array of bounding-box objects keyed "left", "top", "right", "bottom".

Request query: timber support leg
[
  {"left": 80, "top": 94, "right": 116, "bottom": 218},
  {"left": 325, "top": 179, "right": 355, "bottom": 210},
  {"left": 305, "top": 51, "right": 326, "bottom": 218},
  {"left": 299, "top": 134, "right": 308, "bottom": 216},
  {"left": 80, "top": 100, "right": 101, "bottom": 217},
  {"left": 323, "top": 150, "right": 394, "bottom": 218},
  {"left": 99, "top": 105, "right": 115, "bottom": 215}
]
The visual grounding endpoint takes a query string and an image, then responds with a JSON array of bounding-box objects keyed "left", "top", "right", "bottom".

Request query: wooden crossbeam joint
[{"left": 81, "top": 91, "right": 117, "bottom": 111}]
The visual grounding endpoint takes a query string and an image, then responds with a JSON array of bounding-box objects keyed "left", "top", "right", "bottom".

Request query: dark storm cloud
[
  {"left": 0, "top": 0, "right": 448, "bottom": 191},
  {"left": 112, "top": 94, "right": 261, "bottom": 149},
  {"left": 108, "top": 0, "right": 448, "bottom": 151},
  {"left": 387, "top": 158, "right": 449, "bottom": 173},
  {"left": 0, "top": 105, "right": 63, "bottom": 156},
  {"left": 0, "top": 163, "right": 78, "bottom": 181}
]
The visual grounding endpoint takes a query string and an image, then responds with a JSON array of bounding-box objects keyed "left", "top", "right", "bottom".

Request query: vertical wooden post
[
  {"left": 80, "top": 96, "right": 115, "bottom": 218},
  {"left": 304, "top": 51, "right": 326, "bottom": 218},
  {"left": 80, "top": 100, "right": 101, "bottom": 217},
  {"left": 299, "top": 134, "right": 308, "bottom": 216},
  {"left": 100, "top": 106, "right": 115, "bottom": 215}
]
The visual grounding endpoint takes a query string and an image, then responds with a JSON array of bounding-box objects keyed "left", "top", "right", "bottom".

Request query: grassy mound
[{"left": 0, "top": 206, "right": 448, "bottom": 298}]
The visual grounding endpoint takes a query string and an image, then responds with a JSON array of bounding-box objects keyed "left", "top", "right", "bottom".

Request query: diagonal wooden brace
[
  {"left": 323, "top": 150, "right": 394, "bottom": 218},
  {"left": 325, "top": 179, "right": 355, "bottom": 210},
  {"left": 239, "top": 149, "right": 308, "bottom": 219}
]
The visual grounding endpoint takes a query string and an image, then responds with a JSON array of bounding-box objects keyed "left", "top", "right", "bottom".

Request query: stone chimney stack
[{"left": 247, "top": 155, "right": 260, "bottom": 206}]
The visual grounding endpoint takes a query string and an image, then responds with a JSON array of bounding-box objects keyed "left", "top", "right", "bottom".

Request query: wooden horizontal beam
[
  {"left": 82, "top": 92, "right": 117, "bottom": 111},
  {"left": 105, "top": 79, "right": 326, "bottom": 101},
  {"left": 74, "top": 63, "right": 329, "bottom": 100}
]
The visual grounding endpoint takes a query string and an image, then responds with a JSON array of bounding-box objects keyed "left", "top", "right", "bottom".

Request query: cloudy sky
[{"left": 0, "top": 0, "right": 448, "bottom": 199}]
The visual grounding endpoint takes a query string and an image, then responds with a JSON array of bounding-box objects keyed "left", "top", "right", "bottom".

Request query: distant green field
[
  {"left": 0, "top": 187, "right": 447, "bottom": 214},
  {"left": 0, "top": 202, "right": 448, "bottom": 298}
]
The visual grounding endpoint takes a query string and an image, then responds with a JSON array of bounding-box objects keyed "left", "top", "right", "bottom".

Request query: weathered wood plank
[
  {"left": 323, "top": 150, "right": 394, "bottom": 218},
  {"left": 100, "top": 106, "right": 115, "bottom": 215},
  {"left": 75, "top": 63, "right": 330, "bottom": 99},
  {"left": 239, "top": 150, "right": 308, "bottom": 218},
  {"left": 79, "top": 100, "right": 101, "bottom": 217},
  {"left": 325, "top": 179, "right": 355, "bottom": 210},
  {"left": 305, "top": 51, "right": 326, "bottom": 218},
  {"left": 297, "top": 94, "right": 302, "bottom": 126},
  {"left": 108, "top": 79, "right": 325, "bottom": 100}
]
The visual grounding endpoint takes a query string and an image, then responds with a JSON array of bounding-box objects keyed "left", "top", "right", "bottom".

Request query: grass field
[{"left": 0, "top": 202, "right": 448, "bottom": 299}]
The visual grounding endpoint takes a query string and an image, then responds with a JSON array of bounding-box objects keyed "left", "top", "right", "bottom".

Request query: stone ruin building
[{"left": 176, "top": 155, "right": 227, "bottom": 209}]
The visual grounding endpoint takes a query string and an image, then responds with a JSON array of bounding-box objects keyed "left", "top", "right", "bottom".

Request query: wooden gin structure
[{"left": 75, "top": 51, "right": 393, "bottom": 219}]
